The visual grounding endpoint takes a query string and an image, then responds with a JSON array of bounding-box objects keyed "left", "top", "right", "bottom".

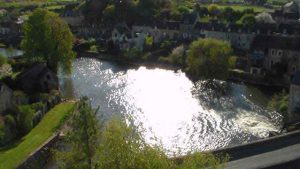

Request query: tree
[
  {"left": 222, "top": 7, "right": 234, "bottom": 22},
  {"left": 255, "top": 12, "right": 275, "bottom": 24},
  {"left": 55, "top": 97, "right": 100, "bottom": 169},
  {"left": 186, "top": 38, "right": 232, "bottom": 80},
  {"left": 21, "top": 9, "right": 75, "bottom": 74},
  {"left": 97, "top": 117, "right": 172, "bottom": 169},
  {"left": 268, "top": 90, "right": 289, "bottom": 123},
  {"left": 169, "top": 45, "right": 185, "bottom": 65},
  {"left": 208, "top": 4, "right": 219, "bottom": 17},
  {"left": 240, "top": 14, "right": 256, "bottom": 27}
]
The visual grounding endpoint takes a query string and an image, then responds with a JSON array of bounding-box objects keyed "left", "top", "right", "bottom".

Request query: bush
[
  {"left": 0, "top": 117, "right": 6, "bottom": 145},
  {"left": 124, "top": 47, "right": 142, "bottom": 59},
  {"left": 268, "top": 90, "right": 289, "bottom": 123},
  {"left": 98, "top": 117, "right": 172, "bottom": 169},
  {"left": 31, "top": 102, "right": 46, "bottom": 111},
  {"left": 17, "top": 104, "right": 35, "bottom": 134},
  {"left": 0, "top": 54, "right": 7, "bottom": 66}
]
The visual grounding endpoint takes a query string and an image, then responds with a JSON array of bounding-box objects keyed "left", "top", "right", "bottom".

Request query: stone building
[
  {"left": 250, "top": 35, "right": 300, "bottom": 78},
  {"left": 288, "top": 70, "right": 300, "bottom": 123},
  {"left": 17, "top": 63, "right": 58, "bottom": 94},
  {"left": 0, "top": 82, "right": 13, "bottom": 114}
]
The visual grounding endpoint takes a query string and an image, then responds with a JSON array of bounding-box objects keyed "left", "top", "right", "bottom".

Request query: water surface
[{"left": 59, "top": 58, "right": 282, "bottom": 155}]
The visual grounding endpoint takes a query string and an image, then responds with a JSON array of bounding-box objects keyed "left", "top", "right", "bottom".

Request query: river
[
  {"left": 0, "top": 47, "right": 23, "bottom": 58},
  {"left": 58, "top": 57, "right": 283, "bottom": 155}
]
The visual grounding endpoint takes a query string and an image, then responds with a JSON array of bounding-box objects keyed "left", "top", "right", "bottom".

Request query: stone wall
[
  {"left": 0, "top": 83, "right": 14, "bottom": 114},
  {"left": 288, "top": 84, "right": 300, "bottom": 123},
  {"left": 16, "top": 134, "right": 59, "bottom": 169}
]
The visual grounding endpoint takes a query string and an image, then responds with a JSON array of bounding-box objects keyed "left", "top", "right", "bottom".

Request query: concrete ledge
[{"left": 211, "top": 129, "right": 300, "bottom": 161}]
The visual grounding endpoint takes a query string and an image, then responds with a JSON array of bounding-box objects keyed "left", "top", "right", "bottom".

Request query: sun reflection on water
[{"left": 59, "top": 58, "right": 282, "bottom": 156}]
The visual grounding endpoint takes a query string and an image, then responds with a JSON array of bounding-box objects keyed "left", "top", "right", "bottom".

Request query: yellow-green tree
[
  {"left": 186, "top": 38, "right": 232, "bottom": 80},
  {"left": 21, "top": 9, "right": 75, "bottom": 74}
]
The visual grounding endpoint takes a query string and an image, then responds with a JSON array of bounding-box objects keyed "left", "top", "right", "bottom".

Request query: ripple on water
[{"left": 58, "top": 58, "right": 283, "bottom": 156}]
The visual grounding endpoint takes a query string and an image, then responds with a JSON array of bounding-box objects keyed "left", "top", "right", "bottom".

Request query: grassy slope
[
  {"left": 0, "top": 102, "right": 75, "bottom": 169},
  {"left": 203, "top": 4, "right": 274, "bottom": 12}
]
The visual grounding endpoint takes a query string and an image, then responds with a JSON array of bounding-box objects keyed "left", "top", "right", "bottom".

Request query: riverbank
[
  {"left": 0, "top": 101, "right": 75, "bottom": 169},
  {"left": 78, "top": 51, "right": 288, "bottom": 90}
]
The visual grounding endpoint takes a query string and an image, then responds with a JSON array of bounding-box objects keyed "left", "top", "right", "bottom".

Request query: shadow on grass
[{"left": 0, "top": 138, "right": 25, "bottom": 152}]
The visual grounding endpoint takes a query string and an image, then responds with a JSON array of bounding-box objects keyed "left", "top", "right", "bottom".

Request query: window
[
  {"left": 271, "top": 50, "right": 275, "bottom": 56},
  {"left": 278, "top": 51, "right": 282, "bottom": 56}
]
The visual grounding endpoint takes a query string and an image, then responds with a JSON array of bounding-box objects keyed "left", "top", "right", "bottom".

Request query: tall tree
[
  {"left": 186, "top": 38, "right": 232, "bottom": 80},
  {"left": 240, "top": 14, "right": 256, "bottom": 27},
  {"left": 21, "top": 9, "right": 75, "bottom": 74},
  {"left": 55, "top": 97, "right": 100, "bottom": 169}
]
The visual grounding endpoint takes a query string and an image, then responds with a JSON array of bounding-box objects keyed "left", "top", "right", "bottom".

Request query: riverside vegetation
[{"left": 54, "top": 97, "right": 228, "bottom": 169}]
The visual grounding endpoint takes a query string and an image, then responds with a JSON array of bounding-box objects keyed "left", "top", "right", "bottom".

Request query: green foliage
[
  {"left": 160, "top": 45, "right": 185, "bottom": 65},
  {"left": 208, "top": 4, "right": 219, "bottom": 16},
  {"left": 160, "top": 40, "right": 172, "bottom": 49},
  {"left": 124, "top": 47, "right": 142, "bottom": 59},
  {"left": 240, "top": 14, "right": 256, "bottom": 27},
  {"left": 98, "top": 117, "right": 172, "bottom": 169},
  {"left": 186, "top": 38, "right": 232, "bottom": 80},
  {"left": 229, "top": 56, "right": 237, "bottom": 69},
  {"left": 17, "top": 104, "right": 35, "bottom": 134},
  {"left": 55, "top": 99, "right": 227, "bottom": 169},
  {"left": 0, "top": 54, "right": 7, "bottom": 66},
  {"left": 145, "top": 36, "right": 154, "bottom": 47},
  {"left": 268, "top": 90, "right": 289, "bottom": 122},
  {"left": 55, "top": 97, "right": 100, "bottom": 169},
  {"left": 4, "top": 115, "right": 16, "bottom": 129},
  {"left": 177, "top": 152, "right": 228, "bottom": 169},
  {"left": 31, "top": 102, "right": 46, "bottom": 111},
  {"left": 0, "top": 118, "right": 5, "bottom": 146},
  {"left": 21, "top": 8, "right": 75, "bottom": 74},
  {"left": 0, "top": 102, "right": 75, "bottom": 169}
]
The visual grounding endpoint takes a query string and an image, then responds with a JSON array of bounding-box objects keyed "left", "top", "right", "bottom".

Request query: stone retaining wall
[{"left": 16, "top": 134, "right": 59, "bottom": 169}]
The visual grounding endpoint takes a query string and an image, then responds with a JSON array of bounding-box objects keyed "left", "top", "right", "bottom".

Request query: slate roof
[
  {"left": 251, "top": 35, "right": 300, "bottom": 51},
  {"left": 181, "top": 12, "right": 198, "bottom": 24},
  {"left": 17, "top": 63, "right": 48, "bottom": 82},
  {"left": 292, "top": 70, "right": 300, "bottom": 85}
]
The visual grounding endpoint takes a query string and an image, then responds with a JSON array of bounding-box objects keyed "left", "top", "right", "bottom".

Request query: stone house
[
  {"left": 0, "top": 82, "right": 13, "bottom": 114},
  {"left": 273, "top": 1, "right": 300, "bottom": 23},
  {"left": 199, "top": 23, "right": 255, "bottom": 51},
  {"left": 17, "top": 63, "right": 58, "bottom": 94},
  {"left": 250, "top": 35, "right": 300, "bottom": 78},
  {"left": 157, "top": 21, "right": 181, "bottom": 41},
  {"left": 61, "top": 10, "right": 84, "bottom": 27},
  {"left": 180, "top": 13, "right": 200, "bottom": 40},
  {"left": 111, "top": 24, "right": 134, "bottom": 50},
  {"left": 288, "top": 70, "right": 300, "bottom": 123}
]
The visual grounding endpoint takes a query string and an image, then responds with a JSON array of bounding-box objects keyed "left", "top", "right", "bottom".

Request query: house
[
  {"left": 288, "top": 70, "right": 300, "bottom": 123},
  {"left": 200, "top": 22, "right": 255, "bottom": 51},
  {"left": 180, "top": 13, "right": 200, "bottom": 40},
  {"left": 61, "top": 10, "right": 84, "bottom": 27},
  {"left": 111, "top": 24, "right": 134, "bottom": 51},
  {"left": 273, "top": 1, "right": 300, "bottom": 23},
  {"left": 17, "top": 63, "right": 58, "bottom": 94},
  {"left": 157, "top": 21, "right": 181, "bottom": 41},
  {"left": 0, "top": 82, "right": 13, "bottom": 114},
  {"left": 250, "top": 35, "right": 300, "bottom": 78}
]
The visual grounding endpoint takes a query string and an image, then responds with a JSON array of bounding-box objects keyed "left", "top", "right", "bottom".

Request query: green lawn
[
  {"left": 203, "top": 4, "right": 274, "bottom": 13},
  {"left": 0, "top": 102, "right": 76, "bottom": 169}
]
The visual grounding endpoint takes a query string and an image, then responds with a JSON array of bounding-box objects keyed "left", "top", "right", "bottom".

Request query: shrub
[
  {"left": 268, "top": 90, "right": 289, "bottom": 123},
  {"left": 0, "top": 54, "right": 7, "bottom": 66},
  {"left": 17, "top": 105, "right": 35, "bottom": 134},
  {"left": 0, "top": 117, "right": 5, "bottom": 145},
  {"left": 124, "top": 47, "right": 142, "bottom": 59},
  {"left": 31, "top": 102, "right": 46, "bottom": 111}
]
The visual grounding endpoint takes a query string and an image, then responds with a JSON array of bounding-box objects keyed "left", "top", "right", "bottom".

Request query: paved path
[{"left": 225, "top": 142, "right": 300, "bottom": 169}]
